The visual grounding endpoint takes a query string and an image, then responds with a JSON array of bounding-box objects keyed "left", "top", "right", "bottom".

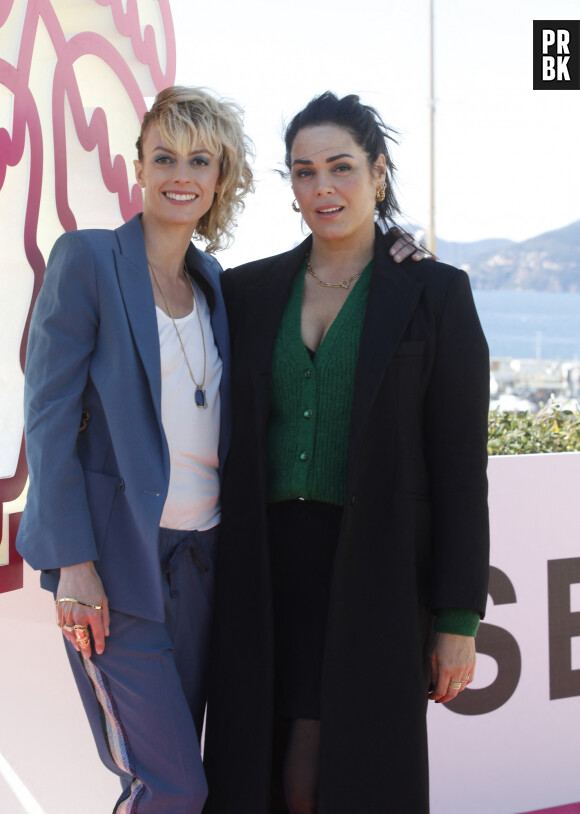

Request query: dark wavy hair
[{"left": 284, "top": 91, "right": 400, "bottom": 224}]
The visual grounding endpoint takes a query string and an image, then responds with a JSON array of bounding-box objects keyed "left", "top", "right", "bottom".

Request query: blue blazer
[{"left": 16, "top": 214, "right": 231, "bottom": 621}]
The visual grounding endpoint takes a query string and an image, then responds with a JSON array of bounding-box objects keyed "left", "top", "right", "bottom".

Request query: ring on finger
[
  {"left": 75, "top": 635, "right": 91, "bottom": 650},
  {"left": 61, "top": 625, "right": 75, "bottom": 632},
  {"left": 448, "top": 680, "right": 462, "bottom": 691},
  {"left": 73, "top": 625, "right": 90, "bottom": 646}
]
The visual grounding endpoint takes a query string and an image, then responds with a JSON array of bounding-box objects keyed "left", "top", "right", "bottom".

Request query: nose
[
  {"left": 173, "top": 157, "right": 193, "bottom": 183},
  {"left": 314, "top": 171, "right": 335, "bottom": 196}
]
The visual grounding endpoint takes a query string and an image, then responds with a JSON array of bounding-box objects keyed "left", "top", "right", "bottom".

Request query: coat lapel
[
  {"left": 246, "top": 239, "right": 311, "bottom": 378},
  {"left": 235, "top": 239, "right": 311, "bottom": 444},
  {"left": 347, "top": 229, "right": 425, "bottom": 464},
  {"left": 185, "top": 244, "right": 232, "bottom": 474},
  {"left": 113, "top": 216, "right": 164, "bottom": 427}
]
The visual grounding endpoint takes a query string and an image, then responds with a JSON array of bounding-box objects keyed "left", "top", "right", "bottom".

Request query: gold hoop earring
[
  {"left": 376, "top": 183, "right": 386, "bottom": 203},
  {"left": 292, "top": 199, "right": 300, "bottom": 213}
]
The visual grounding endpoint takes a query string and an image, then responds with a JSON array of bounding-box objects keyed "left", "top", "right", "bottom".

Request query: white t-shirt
[{"left": 156, "top": 280, "right": 222, "bottom": 530}]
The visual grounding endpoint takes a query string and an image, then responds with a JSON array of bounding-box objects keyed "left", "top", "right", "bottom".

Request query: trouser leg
[
  {"left": 162, "top": 525, "right": 217, "bottom": 738},
  {"left": 65, "top": 610, "right": 206, "bottom": 814},
  {"left": 63, "top": 525, "right": 218, "bottom": 814}
]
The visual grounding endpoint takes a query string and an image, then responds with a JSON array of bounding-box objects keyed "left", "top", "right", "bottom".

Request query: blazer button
[
  {"left": 350, "top": 493, "right": 356, "bottom": 505},
  {"left": 118, "top": 479, "right": 125, "bottom": 492}
]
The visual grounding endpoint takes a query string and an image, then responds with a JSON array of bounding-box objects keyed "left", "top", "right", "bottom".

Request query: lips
[
  {"left": 164, "top": 192, "right": 198, "bottom": 201},
  {"left": 316, "top": 205, "right": 343, "bottom": 214}
]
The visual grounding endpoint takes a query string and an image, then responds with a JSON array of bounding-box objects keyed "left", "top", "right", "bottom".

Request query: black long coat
[{"left": 204, "top": 228, "right": 490, "bottom": 813}]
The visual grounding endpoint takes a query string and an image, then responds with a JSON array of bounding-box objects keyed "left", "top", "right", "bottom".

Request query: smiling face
[
  {"left": 291, "top": 124, "right": 386, "bottom": 249},
  {"left": 134, "top": 123, "right": 221, "bottom": 232}
]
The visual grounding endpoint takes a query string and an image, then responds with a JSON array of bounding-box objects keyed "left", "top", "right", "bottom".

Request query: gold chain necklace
[
  {"left": 306, "top": 251, "right": 364, "bottom": 290},
  {"left": 148, "top": 261, "right": 208, "bottom": 408}
]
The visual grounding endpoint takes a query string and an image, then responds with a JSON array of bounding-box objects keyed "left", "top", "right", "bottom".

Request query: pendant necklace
[
  {"left": 149, "top": 261, "right": 208, "bottom": 408},
  {"left": 306, "top": 251, "right": 363, "bottom": 289}
]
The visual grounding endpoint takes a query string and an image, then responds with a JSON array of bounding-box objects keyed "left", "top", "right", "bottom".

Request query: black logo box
[{"left": 533, "top": 20, "right": 580, "bottom": 90}]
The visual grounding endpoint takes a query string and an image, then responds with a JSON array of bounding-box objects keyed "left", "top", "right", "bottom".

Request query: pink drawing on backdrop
[{"left": 0, "top": 0, "right": 176, "bottom": 591}]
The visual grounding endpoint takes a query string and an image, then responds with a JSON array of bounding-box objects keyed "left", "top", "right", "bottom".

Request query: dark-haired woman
[{"left": 204, "top": 92, "right": 489, "bottom": 814}]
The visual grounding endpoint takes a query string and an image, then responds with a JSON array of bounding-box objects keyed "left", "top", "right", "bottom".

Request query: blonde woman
[{"left": 17, "top": 86, "right": 252, "bottom": 814}]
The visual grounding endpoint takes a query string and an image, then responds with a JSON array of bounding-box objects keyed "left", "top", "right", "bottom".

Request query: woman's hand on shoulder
[
  {"left": 56, "top": 562, "right": 110, "bottom": 659},
  {"left": 428, "top": 632, "right": 475, "bottom": 703},
  {"left": 388, "top": 226, "right": 437, "bottom": 263}
]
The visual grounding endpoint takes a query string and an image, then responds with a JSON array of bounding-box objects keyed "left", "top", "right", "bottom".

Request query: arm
[
  {"left": 21, "top": 231, "right": 110, "bottom": 655},
  {"left": 423, "top": 270, "right": 490, "bottom": 700},
  {"left": 22, "top": 231, "right": 100, "bottom": 567}
]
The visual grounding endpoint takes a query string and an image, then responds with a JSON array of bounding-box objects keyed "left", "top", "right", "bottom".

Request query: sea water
[{"left": 472, "top": 290, "right": 580, "bottom": 361}]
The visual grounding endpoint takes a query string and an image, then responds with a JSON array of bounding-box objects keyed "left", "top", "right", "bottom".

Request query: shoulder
[
  {"left": 45, "top": 229, "right": 115, "bottom": 285},
  {"left": 50, "top": 227, "right": 114, "bottom": 252},
  {"left": 222, "top": 241, "right": 309, "bottom": 292},
  {"left": 189, "top": 245, "right": 224, "bottom": 285},
  {"left": 392, "top": 250, "right": 476, "bottom": 312},
  {"left": 47, "top": 227, "right": 122, "bottom": 274},
  {"left": 405, "top": 256, "right": 471, "bottom": 289}
]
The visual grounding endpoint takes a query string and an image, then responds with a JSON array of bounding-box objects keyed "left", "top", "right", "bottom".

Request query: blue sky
[{"left": 171, "top": 0, "right": 580, "bottom": 265}]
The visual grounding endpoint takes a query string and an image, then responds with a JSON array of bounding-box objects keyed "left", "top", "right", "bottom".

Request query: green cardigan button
[
  {"left": 299, "top": 450, "right": 310, "bottom": 461},
  {"left": 303, "top": 408, "right": 313, "bottom": 419}
]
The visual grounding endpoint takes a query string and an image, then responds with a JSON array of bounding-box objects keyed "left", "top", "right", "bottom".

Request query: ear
[
  {"left": 374, "top": 153, "right": 387, "bottom": 182},
  {"left": 134, "top": 159, "right": 144, "bottom": 188}
]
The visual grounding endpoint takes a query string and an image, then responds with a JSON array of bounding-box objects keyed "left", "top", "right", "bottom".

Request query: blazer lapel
[
  {"left": 246, "top": 239, "right": 310, "bottom": 374},
  {"left": 113, "top": 216, "right": 164, "bottom": 427},
  {"left": 348, "top": 228, "right": 424, "bottom": 461},
  {"left": 241, "top": 238, "right": 311, "bottom": 436},
  {"left": 186, "top": 244, "right": 233, "bottom": 474}
]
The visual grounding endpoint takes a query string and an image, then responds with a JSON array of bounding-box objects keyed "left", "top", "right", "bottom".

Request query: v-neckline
[{"left": 294, "top": 260, "right": 373, "bottom": 366}]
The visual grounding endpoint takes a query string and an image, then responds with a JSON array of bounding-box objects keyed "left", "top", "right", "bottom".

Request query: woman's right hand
[{"left": 56, "top": 562, "right": 110, "bottom": 658}]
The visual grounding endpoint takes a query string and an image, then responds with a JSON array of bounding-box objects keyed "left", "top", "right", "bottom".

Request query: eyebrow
[
  {"left": 152, "top": 145, "right": 214, "bottom": 156},
  {"left": 292, "top": 152, "right": 354, "bottom": 166}
]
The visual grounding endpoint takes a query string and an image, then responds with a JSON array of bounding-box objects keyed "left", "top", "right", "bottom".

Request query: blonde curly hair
[{"left": 136, "top": 86, "right": 254, "bottom": 252}]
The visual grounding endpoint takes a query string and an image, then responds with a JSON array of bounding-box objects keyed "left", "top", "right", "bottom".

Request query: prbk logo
[{"left": 533, "top": 21, "right": 580, "bottom": 89}]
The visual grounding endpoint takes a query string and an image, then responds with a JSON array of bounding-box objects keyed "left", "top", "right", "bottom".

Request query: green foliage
[{"left": 488, "top": 408, "right": 580, "bottom": 455}]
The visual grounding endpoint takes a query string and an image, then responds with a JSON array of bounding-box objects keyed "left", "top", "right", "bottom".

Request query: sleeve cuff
[{"left": 434, "top": 608, "right": 480, "bottom": 637}]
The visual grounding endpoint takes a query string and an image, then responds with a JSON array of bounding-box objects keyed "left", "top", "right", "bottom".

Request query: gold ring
[
  {"left": 448, "top": 680, "right": 462, "bottom": 691},
  {"left": 73, "top": 625, "right": 89, "bottom": 637},
  {"left": 62, "top": 625, "right": 75, "bottom": 632}
]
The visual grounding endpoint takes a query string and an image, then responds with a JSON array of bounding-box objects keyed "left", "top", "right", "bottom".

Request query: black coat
[{"left": 204, "top": 228, "right": 490, "bottom": 814}]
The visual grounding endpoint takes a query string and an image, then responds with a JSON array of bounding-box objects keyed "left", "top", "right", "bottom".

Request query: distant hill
[{"left": 435, "top": 220, "right": 580, "bottom": 291}]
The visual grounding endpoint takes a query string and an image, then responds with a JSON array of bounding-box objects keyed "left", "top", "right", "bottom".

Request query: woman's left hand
[
  {"left": 428, "top": 632, "right": 475, "bottom": 703},
  {"left": 388, "top": 226, "right": 437, "bottom": 263}
]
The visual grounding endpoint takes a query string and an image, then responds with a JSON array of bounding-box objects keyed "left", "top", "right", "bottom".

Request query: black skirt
[{"left": 267, "top": 500, "right": 343, "bottom": 720}]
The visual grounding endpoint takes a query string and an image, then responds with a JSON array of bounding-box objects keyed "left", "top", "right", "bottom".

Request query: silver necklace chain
[{"left": 148, "top": 261, "right": 208, "bottom": 408}]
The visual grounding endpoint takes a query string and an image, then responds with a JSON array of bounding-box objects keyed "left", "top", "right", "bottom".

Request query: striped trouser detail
[{"left": 83, "top": 657, "right": 146, "bottom": 813}]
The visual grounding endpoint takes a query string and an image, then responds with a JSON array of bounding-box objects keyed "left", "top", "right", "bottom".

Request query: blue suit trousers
[{"left": 65, "top": 526, "right": 217, "bottom": 814}]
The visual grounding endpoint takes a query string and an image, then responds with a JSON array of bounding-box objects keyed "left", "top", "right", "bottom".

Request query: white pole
[{"left": 428, "top": 0, "right": 436, "bottom": 255}]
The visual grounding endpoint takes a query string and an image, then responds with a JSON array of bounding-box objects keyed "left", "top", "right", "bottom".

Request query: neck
[
  {"left": 141, "top": 213, "right": 196, "bottom": 281},
  {"left": 309, "top": 221, "right": 376, "bottom": 276}
]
